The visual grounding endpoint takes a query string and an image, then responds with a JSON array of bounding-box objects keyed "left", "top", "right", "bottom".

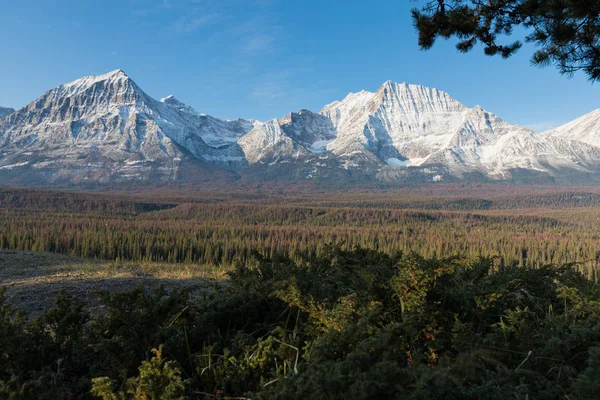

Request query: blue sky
[{"left": 0, "top": 0, "right": 597, "bottom": 130}]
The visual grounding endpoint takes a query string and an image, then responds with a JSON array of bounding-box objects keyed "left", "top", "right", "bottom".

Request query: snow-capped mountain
[
  {"left": 545, "top": 109, "right": 600, "bottom": 147},
  {"left": 0, "top": 70, "right": 255, "bottom": 182},
  {"left": 0, "top": 107, "right": 14, "bottom": 118},
  {"left": 316, "top": 81, "right": 600, "bottom": 179},
  {"left": 322, "top": 81, "right": 468, "bottom": 163},
  {"left": 0, "top": 69, "right": 599, "bottom": 186},
  {"left": 239, "top": 110, "right": 336, "bottom": 164}
]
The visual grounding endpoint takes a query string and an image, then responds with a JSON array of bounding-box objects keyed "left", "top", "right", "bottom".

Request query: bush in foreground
[{"left": 1, "top": 246, "right": 599, "bottom": 399}]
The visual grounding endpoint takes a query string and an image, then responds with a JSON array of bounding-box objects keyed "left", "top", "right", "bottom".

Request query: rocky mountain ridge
[
  {"left": 0, "top": 69, "right": 599, "bottom": 186},
  {"left": 0, "top": 107, "right": 14, "bottom": 118}
]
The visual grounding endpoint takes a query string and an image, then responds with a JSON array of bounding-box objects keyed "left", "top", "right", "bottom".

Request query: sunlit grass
[{"left": 63, "top": 260, "right": 231, "bottom": 281}]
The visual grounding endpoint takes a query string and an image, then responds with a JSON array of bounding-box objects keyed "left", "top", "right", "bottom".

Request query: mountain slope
[
  {"left": 0, "top": 70, "right": 599, "bottom": 186},
  {"left": 321, "top": 82, "right": 469, "bottom": 162},
  {"left": 545, "top": 109, "right": 600, "bottom": 147},
  {"left": 0, "top": 70, "right": 182, "bottom": 182},
  {"left": 0, "top": 107, "right": 14, "bottom": 118},
  {"left": 315, "top": 81, "right": 600, "bottom": 180},
  {"left": 239, "top": 109, "right": 337, "bottom": 164},
  {"left": 0, "top": 70, "right": 255, "bottom": 183}
]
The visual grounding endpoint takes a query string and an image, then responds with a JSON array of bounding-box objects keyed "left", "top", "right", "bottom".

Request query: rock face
[
  {"left": 0, "top": 107, "right": 14, "bottom": 118},
  {"left": 545, "top": 109, "right": 600, "bottom": 147},
  {"left": 317, "top": 81, "right": 600, "bottom": 180},
  {"left": 322, "top": 82, "right": 468, "bottom": 162},
  {"left": 0, "top": 70, "right": 255, "bottom": 183},
  {"left": 239, "top": 110, "right": 336, "bottom": 164},
  {"left": 1, "top": 69, "right": 600, "bottom": 186}
]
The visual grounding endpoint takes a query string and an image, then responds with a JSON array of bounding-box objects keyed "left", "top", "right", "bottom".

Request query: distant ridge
[{"left": 0, "top": 106, "right": 14, "bottom": 118}]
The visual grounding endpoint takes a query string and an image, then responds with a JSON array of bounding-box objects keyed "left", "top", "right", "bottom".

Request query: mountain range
[{"left": 0, "top": 69, "right": 599, "bottom": 187}]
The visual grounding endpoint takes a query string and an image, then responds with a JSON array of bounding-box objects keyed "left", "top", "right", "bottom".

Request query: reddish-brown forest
[{"left": 1, "top": 185, "right": 599, "bottom": 279}]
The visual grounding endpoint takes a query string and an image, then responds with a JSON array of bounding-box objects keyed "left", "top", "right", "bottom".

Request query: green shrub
[{"left": 1, "top": 247, "right": 599, "bottom": 399}]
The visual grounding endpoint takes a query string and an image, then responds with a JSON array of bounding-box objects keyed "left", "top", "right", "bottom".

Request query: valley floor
[{"left": 2, "top": 183, "right": 600, "bottom": 316}]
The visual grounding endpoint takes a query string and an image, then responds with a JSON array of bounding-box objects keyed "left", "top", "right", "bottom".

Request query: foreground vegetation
[{"left": 1, "top": 247, "right": 599, "bottom": 399}]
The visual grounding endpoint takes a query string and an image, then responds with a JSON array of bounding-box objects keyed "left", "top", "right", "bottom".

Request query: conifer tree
[{"left": 412, "top": 0, "right": 600, "bottom": 80}]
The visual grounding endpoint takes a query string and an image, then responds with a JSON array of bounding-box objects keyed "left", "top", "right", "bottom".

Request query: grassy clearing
[{"left": 0, "top": 250, "right": 228, "bottom": 316}]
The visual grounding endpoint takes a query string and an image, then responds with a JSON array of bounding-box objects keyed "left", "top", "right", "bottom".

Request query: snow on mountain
[
  {"left": 279, "top": 109, "right": 335, "bottom": 148},
  {"left": 0, "top": 70, "right": 599, "bottom": 185},
  {"left": 156, "top": 95, "right": 253, "bottom": 163},
  {"left": 545, "top": 109, "right": 600, "bottom": 147},
  {"left": 316, "top": 81, "right": 600, "bottom": 179},
  {"left": 161, "top": 95, "right": 204, "bottom": 115},
  {"left": 158, "top": 95, "right": 256, "bottom": 149},
  {"left": 237, "top": 109, "right": 337, "bottom": 164},
  {"left": 0, "top": 70, "right": 183, "bottom": 182},
  {"left": 0, "top": 70, "right": 256, "bottom": 182},
  {"left": 238, "top": 119, "right": 302, "bottom": 164},
  {"left": 423, "top": 107, "right": 536, "bottom": 176},
  {"left": 321, "top": 82, "right": 469, "bottom": 161},
  {"left": 429, "top": 128, "right": 600, "bottom": 179},
  {"left": 0, "top": 107, "right": 14, "bottom": 119}
]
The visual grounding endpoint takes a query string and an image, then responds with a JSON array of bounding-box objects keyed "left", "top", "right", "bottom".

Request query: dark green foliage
[
  {"left": 573, "top": 347, "right": 600, "bottom": 398},
  {"left": 91, "top": 346, "right": 185, "bottom": 400},
  {"left": 412, "top": 0, "right": 600, "bottom": 81},
  {"left": 90, "top": 285, "right": 192, "bottom": 382},
  {"left": 1, "top": 248, "right": 600, "bottom": 398},
  {"left": 0, "top": 289, "right": 92, "bottom": 399}
]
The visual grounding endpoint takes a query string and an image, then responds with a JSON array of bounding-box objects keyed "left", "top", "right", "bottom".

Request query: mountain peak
[
  {"left": 160, "top": 95, "right": 180, "bottom": 105},
  {"left": 381, "top": 80, "right": 406, "bottom": 88},
  {"left": 378, "top": 80, "right": 442, "bottom": 95},
  {"left": 160, "top": 95, "right": 203, "bottom": 116},
  {"left": 382, "top": 80, "right": 433, "bottom": 91},
  {"left": 373, "top": 80, "right": 465, "bottom": 114},
  {"left": 81, "top": 68, "right": 129, "bottom": 82},
  {"left": 59, "top": 69, "right": 135, "bottom": 96},
  {"left": 103, "top": 69, "right": 128, "bottom": 78},
  {"left": 545, "top": 108, "right": 600, "bottom": 147},
  {"left": 1, "top": 69, "right": 599, "bottom": 185}
]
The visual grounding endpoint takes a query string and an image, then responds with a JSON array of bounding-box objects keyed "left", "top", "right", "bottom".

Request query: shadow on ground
[
  {"left": 0, "top": 250, "right": 219, "bottom": 317},
  {"left": 3, "top": 277, "right": 212, "bottom": 317}
]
